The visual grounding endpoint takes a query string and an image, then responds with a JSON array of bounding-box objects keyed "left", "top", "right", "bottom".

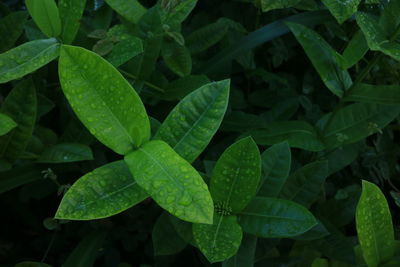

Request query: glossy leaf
[
  {"left": 193, "top": 214, "right": 243, "bottom": 263},
  {"left": 210, "top": 137, "right": 261, "bottom": 214},
  {"left": 320, "top": 103, "right": 400, "bottom": 149},
  {"left": 152, "top": 212, "right": 187, "bottom": 255},
  {"left": 58, "top": 45, "right": 150, "bottom": 154},
  {"left": 105, "top": 0, "right": 146, "bottom": 24},
  {"left": 258, "top": 142, "right": 291, "bottom": 197},
  {"left": 0, "top": 113, "right": 17, "bottom": 136},
  {"left": 287, "top": 22, "right": 352, "bottom": 97},
  {"left": 280, "top": 161, "right": 328, "bottom": 207},
  {"left": 124, "top": 140, "right": 214, "bottom": 224},
  {"left": 55, "top": 161, "right": 148, "bottom": 220},
  {"left": 356, "top": 180, "right": 395, "bottom": 267},
  {"left": 239, "top": 197, "right": 317, "bottom": 238},
  {"left": 37, "top": 143, "right": 93, "bottom": 163},
  {"left": 249, "top": 120, "right": 325, "bottom": 152},
  {"left": 344, "top": 83, "right": 400, "bottom": 105},
  {"left": 58, "top": 0, "right": 87, "bottom": 44},
  {"left": 321, "top": 0, "right": 361, "bottom": 24},
  {"left": 154, "top": 80, "right": 230, "bottom": 163},
  {"left": 26, "top": 0, "right": 61, "bottom": 37},
  {"left": 0, "top": 38, "right": 60, "bottom": 84},
  {"left": 260, "top": 0, "right": 301, "bottom": 12},
  {"left": 0, "top": 11, "right": 29, "bottom": 52},
  {"left": 162, "top": 41, "right": 192, "bottom": 77},
  {"left": 0, "top": 79, "right": 37, "bottom": 162}
]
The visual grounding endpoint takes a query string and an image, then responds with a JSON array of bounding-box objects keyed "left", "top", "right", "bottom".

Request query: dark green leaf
[
  {"left": 37, "top": 143, "right": 93, "bottom": 163},
  {"left": 321, "top": 0, "right": 361, "bottom": 24},
  {"left": 26, "top": 0, "right": 61, "bottom": 37},
  {"left": 58, "top": 0, "right": 87, "bottom": 44},
  {"left": 344, "top": 83, "right": 400, "bottom": 105},
  {"left": 162, "top": 41, "right": 192, "bottom": 77},
  {"left": 0, "top": 11, "right": 29, "bottom": 52},
  {"left": 0, "top": 113, "right": 17, "bottom": 136},
  {"left": 105, "top": 0, "right": 146, "bottom": 23}
]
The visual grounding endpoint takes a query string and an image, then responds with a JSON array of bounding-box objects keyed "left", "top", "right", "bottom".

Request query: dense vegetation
[{"left": 1, "top": 0, "right": 400, "bottom": 266}]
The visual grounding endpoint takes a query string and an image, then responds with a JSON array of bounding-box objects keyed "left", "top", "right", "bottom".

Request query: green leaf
[
  {"left": 321, "top": 0, "right": 361, "bottom": 24},
  {"left": 0, "top": 38, "right": 60, "bottom": 84},
  {"left": 0, "top": 165, "right": 42, "bottom": 194},
  {"left": 162, "top": 41, "right": 192, "bottom": 77},
  {"left": 320, "top": 103, "right": 400, "bottom": 149},
  {"left": 258, "top": 141, "right": 291, "bottom": 197},
  {"left": 222, "top": 234, "right": 257, "bottom": 267},
  {"left": 55, "top": 161, "right": 148, "bottom": 220},
  {"left": 58, "top": 0, "right": 87, "bottom": 44},
  {"left": 239, "top": 197, "right": 317, "bottom": 238},
  {"left": 0, "top": 11, "right": 29, "bottom": 52},
  {"left": 163, "top": 0, "right": 197, "bottom": 26},
  {"left": 356, "top": 180, "right": 395, "bottom": 267},
  {"left": 161, "top": 75, "right": 210, "bottom": 101},
  {"left": 62, "top": 231, "right": 106, "bottom": 267},
  {"left": 37, "top": 143, "right": 93, "bottom": 163},
  {"left": 155, "top": 80, "right": 230, "bottom": 163},
  {"left": 124, "top": 140, "right": 214, "bottom": 224},
  {"left": 0, "top": 113, "right": 17, "bottom": 136},
  {"left": 380, "top": 0, "right": 400, "bottom": 37},
  {"left": 193, "top": 214, "right": 243, "bottom": 263},
  {"left": 0, "top": 79, "right": 37, "bottom": 162},
  {"left": 344, "top": 83, "right": 400, "bottom": 105},
  {"left": 249, "top": 120, "right": 325, "bottom": 152},
  {"left": 287, "top": 22, "right": 352, "bottom": 97},
  {"left": 26, "top": 0, "right": 61, "bottom": 37},
  {"left": 260, "top": 0, "right": 301, "bottom": 12},
  {"left": 340, "top": 30, "right": 369, "bottom": 69},
  {"left": 210, "top": 137, "right": 261, "bottom": 214},
  {"left": 58, "top": 45, "right": 150, "bottom": 154},
  {"left": 152, "top": 212, "right": 187, "bottom": 255},
  {"left": 105, "top": 0, "right": 146, "bottom": 24},
  {"left": 106, "top": 36, "right": 143, "bottom": 67},
  {"left": 280, "top": 161, "right": 328, "bottom": 207}
]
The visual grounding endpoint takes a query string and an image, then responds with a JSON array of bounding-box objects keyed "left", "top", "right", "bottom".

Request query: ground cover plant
[{"left": 0, "top": 0, "right": 400, "bottom": 266}]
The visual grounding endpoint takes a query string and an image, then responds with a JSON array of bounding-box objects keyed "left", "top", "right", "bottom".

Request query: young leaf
[
  {"left": 0, "top": 11, "right": 29, "bottom": 52},
  {"left": 238, "top": 197, "right": 317, "bottom": 238},
  {"left": 321, "top": 0, "right": 361, "bottom": 24},
  {"left": 162, "top": 41, "right": 192, "bottom": 77},
  {"left": 37, "top": 143, "right": 93, "bottom": 163},
  {"left": 55, "top": 161, "right": 148, "bottom": 220},
  {"left": 0, "top": 79, "right": 37, "bottom": 162},
  {"left": 248, "top": 120, "right": 325, "bottom": 152},
  {"left": 0, "top": 38, "right": 60, "bottom": 84},
  {"left": 280, "top": 161, "right": 329, "bottom": 207},
  {"left": 105, "top": 0, "right": 146, "bottom": 24},
  {"left": 0, "top": 113, "right": 17, "bottom": 136},
  {"left": 193, "top": 214, "right": 243, "bottom": 263},
  {"left": 163, "top": 0, "right": 197, "bottom": 26},
  {"left": 154, "top": 80, "right": 230, "bottom": 163},
  {"left": 58, "top": 45, "right": 150, "bottom": 155},
  {"left": 58, "top": 0, "right": 87, "bottom": 44},
  {"left": 320, "top": 103, "right": 400, "bottom": 150},
  {"left": 344, "top": 83, "right": 400, "bottom": 105},
  {"left": 124, "top": 140, "right": 214, "bottom": 224},
  {"left": 356, "top": 180, "right": 395, "bottom": 267},
  {"left": 25, "top": 0, "right": 61, "bottom": 37},
  {"left": 210, "top": 137, "right": 261, "bottom": 214},
  {"left": 152, "top": 212, "right": 187, "bottom": 256},
  {"left": 258, "top": 141, "right": 291, "bottom": 197},
  {"left": 287, "top": 22, "right": 352, "bottom": 97}
]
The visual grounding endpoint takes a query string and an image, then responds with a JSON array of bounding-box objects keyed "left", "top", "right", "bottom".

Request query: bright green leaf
[
  {"left": 193, "top": 214, "right": 243, "bottom": 263},
  {"left": 356, "top": 180, "right": 395, "bottom": 267},
  {"left": 239, "top": 197, "right": 317, "bottom": 238},
  {"left": 58, "top": 45, "right": 150, "bottom": 154},
  {"left": 124, "top": 140, "right": 214, "bottom": 224},
  {"left": 210, "top": 137, "right": 261, "bottom": 214},
  {"left": 0, "top": 113, "right": 17, "bottom": 136},
  {"left": 55, "top": 161, "right": 148, "bottom": 220},
  {"left": 155, "top": 80, "right": 230, "bottom": 163},
  {"left": 37, "top": 143, "right": 93, "bottom": 163},
  {"left": 26, "top": 0, "right": 61, "bottom": 37},
  {"left": 58, "top": 0, "right": 87, "bottom": 44},
  {"left": 0, "top": 11, "right": 29, "bottom": 52},
  {"left": 321, "top": 0, "right": 361, "bottom": 24},
  {"left": 0, "top": 38, "right": 60, "bottom": 84},
  {"left": 162, "top": 41, "right": 192, "bottom": 77},
  {"left": 105, "top": 0, "right": 146, "bottom": 24},
  {"left": 344, "top": 83, "right": 400, "bottom": 105}
]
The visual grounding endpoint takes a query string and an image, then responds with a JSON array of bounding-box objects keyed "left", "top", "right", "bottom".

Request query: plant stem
[{"left": 119, "top": 69, "right": 165, "bottom": 93}]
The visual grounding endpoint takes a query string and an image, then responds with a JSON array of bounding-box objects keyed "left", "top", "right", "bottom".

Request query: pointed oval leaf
[
  {"left": 321, "top": 0, "right": 361, "bottom": 24},
  {"left": 0, "top": 38, "right": 60, "bottom": 84},
  {"left": 55, "top": 161, "right": 148, "bottom": 220},
  {"left": 162, "top": 41, "right": 192, "bottom": 77},
  {"left": 58, "top": 0, "right": 87, "bottom": 44},
  {"left": 344, "top": 83, "right": 400, "bottom": 105},
  {"left": 356, "top": 180, "right": 395, "bottom": 267},
  {"left": 105, "top": 0, "right": 146, "bottom": 24},
  {"left": 193, "top": 214, "right": 243, "bottom": 263},
  {"left": 155, "top": 80, "right": 230, "bottom": 163},
  {"left": 0, "top": 113, "right": 17, "bottom": 136},
  {"left": 0, "top": 79, "right": 37, "bottom": 162},
  {"left": 124, "top": 140, "right": 213, "bottom": 224},
  {"left": 106, "top": 36, "right": 143, "bottom": 67},
  {"left": 37, "top": 143, "right": 93, "bottom": 163},
  {"left": 0, "top": 11, "right": 29, "bottom": 52},
  {"left": 58, "top": 45, "right": 150, "bottom": 155},
  {"left": 238, "top": 197, "right": 317, "bottom": 238},
  {"left": 164, "top": 0, "right": 197, "bottom": 25},
  {"left": 210, "top": 137, "right": 261, "bottom": 213},
  {"left": 26, "top": 0, "right": 61, "bottom": 37}
]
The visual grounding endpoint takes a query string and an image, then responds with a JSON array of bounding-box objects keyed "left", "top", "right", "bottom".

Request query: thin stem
[
  {"left": 41, "top": 231, "right": 57, "bottom": 263},
  {"left": 119, "top": 69, "right": 165, "bottom": 93}
]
